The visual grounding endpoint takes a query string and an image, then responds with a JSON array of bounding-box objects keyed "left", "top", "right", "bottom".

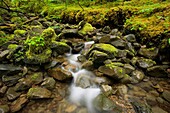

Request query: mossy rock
[
  {"left": 8, "top": 44, "right": 18, "bottom": 51},
  {"left": 41, "top": 27, "right": 57, "bottom": 41},
  {"left": 24, "top": 48, "right": 52, "bottom": 64},
  {"left": 14, "top": 30, "right": 27, "bottom": 36},
  {"left": 51, "top": 41, "right": 70, "bottom": 55},
  {"left": 78, "top": 22, "right": 94, "bottom": 35}
]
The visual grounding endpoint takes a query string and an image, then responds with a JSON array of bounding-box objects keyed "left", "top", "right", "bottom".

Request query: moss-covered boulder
[
  {"left": 51, "top": 41, "right": 70, "bottom": 55},
  {"left": 41, "top": 27, "right": 57, "bottom": 42},
  {"left": 78, "top": 22, "right": 94, "bottom": 36},
  {"left": 86, "top": 43, "right": 118, "bottom": 59},
  {"left": 14, "top": 30, "right": 27, "bottom": 36},
  {"left": 136, "top": 57, "right": 156, "bottom": 69}
]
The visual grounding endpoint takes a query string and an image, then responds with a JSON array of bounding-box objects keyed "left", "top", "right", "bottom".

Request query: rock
[
  {"left": 81, "top": 60, "right": 94, "bottom": 70},
  {"left": 44, "top": 60, "right": 59, "bottom": 69},
  {"left": 133, "top": 43, "right": 141, "bottom": 49},
  {"left": 61, "top": 29, "right": 78, "bottom": 37},
  {"left": 102, "top": 26, "right": 111, "bottom": 34},
  {"left": 93, "top": 77, "right": 113, "bottom": 85},
  {"left": 2, "top": 74, "right": 22, "bottom": 86},
  {"left": 124, "top": 34, "right": 136, "bottom": 42},
  {"left": 30, "top": 25, "right": 43, "bottom": 35},
  {"left": 146, "top": 94, "right": 157, "bottom": 106},
  {"left": 27, "top": 72, "right": 44, "bottom": 85},
  {"left": 131, "top": 70, "right": 145, "bottom": 82},
  {"left": 93, "top": 94, "right": 122, "bottom": 113},
  {"left": 14, "top": 78, "right": 32, "bottom": 91},
  {"left": 110, "top": 29, "right": 119, "bottom": 35},
  {"left": 72, "top": 42, "right": 84, "bottom": 54},
  {"left": 10, "top": 94, "right": 28, "bottom": 113},
  {"left": 51, "top": 41, "right": 70, "bottom": 55},
  {"left": 110, "top": 38, "right": 126, "bottom": 48},
  {"left": 0, "top": 64, "right": 22, "bottom": 76},
  {"left": 131, "top": 57, "right": 138, "bottom": 66},
  {"left": 101, "top": 85, "right": 113, "bottom": 96},
  {"left": 86, "top": 43, "right": 118, "bottom": 58},
  {"left": 0, "top": 105, "right": 9, "bottom": 113},
  {"left": 0, "top": 85, "right": 7, "bottom": 97},
  {"left": 41, "top": 77, "right": 56, "bottom": 90},
  {"left": 117, "top": 85, "right": 128, "bottom": 96},
  {"left": 162, "top": 90, "right": 170, "bottom": 102},
  {"left": 120, "top": 74, "right": 132, "bottom": 84},
  {"left": 138, "top": 47, "right": 159, "bottom": 59},
  {"left": 137, "top": 57, "right": 156, "bottom": 68},
  {"left": 48, "top": 67, "right": 72, "bottom": 81},
  {"left": 99, "top": 35, "right": 111, "bottom": 43},
  {"left": 116, "top": 50, "right": 127, "bottom": 58},
  {"left": 78, "top": 22, "right": 94, "bottom": 35},
  {"left": 14, "top": 29, "right": 27, "bottom": 36},
  {"left": 6, "top": 87, "right": 21, "bottom": 101},
  {"left": 124, "top": 64, "right": 135, "bottom": 74},
  {"left": 98, "top": 64, "right": 125, "bottom": 80},
  {"left": 152, "top": 106, "right": 168, "bottom": 113},
  {"left": 126, "top": 42, "right": 135, "bottom": 54},
  {"left": 147, "top": 65, "right": 169, "bottom": 77},
  {"left": 27, "top": 87, "right": 52, "bottom": 99},
  {"left": 0, "top": 50, "right": 9, "bottom": 61},
  {"left": 42, "top": 21, "right": 52, "bottom": 27}
]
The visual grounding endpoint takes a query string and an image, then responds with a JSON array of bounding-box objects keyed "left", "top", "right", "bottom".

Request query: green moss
[
  {"left": 27, "top": 88, "right": 39, "bottom": 97},
  {"left": 78, "top": 22, "right": 94, "bottom": 35},
  {"left": 41, "top": 27, "right": 57, "bottom": 41},
  {"left": 105, "top": 63, "right": 117, "bottom": 69},
  {"left": 14, "top": 30, "right": 26, "bottom": 35},
  {"left": 8, "top": 44, "right": 18, "bottom": 50}
]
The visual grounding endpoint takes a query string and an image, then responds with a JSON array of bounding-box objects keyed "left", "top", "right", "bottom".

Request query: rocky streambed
[{"left": 0, "top": 18, "right": 170, "bottom": 113}]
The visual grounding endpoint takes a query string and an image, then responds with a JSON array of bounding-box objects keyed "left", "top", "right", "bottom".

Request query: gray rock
[
  {"left": 124, "top": 34, "right": 136, "bottom": 42},
  {"left": 137, "top": 57, "right": 156, "bottom": 68},
  {"left": 102, "top": 26, "right": 111, "bottom": 34},
  {"left": 48, "top": 67, "right": 72, "bottom": 81},
  {"left": 147, "top": 65, "right": 169, "bottom": 77},
  {"left": 51, "top": 41, "right": 70, "bottom": 55},
  {"left": 0, "top": 50, "right": 9, "bottom": 61},
  {"left": 44, "top": 60, "right": 59, "bottom": 70},
  {"left": 162, "top": 90, "right": 170, "bottom": 103},
  {"left": 126, "top": 42, "right": 136, "bottom": 54},
  {"left": 110, "top": 38, "right": 126, "bottom": 48},
  {"left": 120, "top": 74, "right": 132, "bottom": 84},
  {"left": 0, "top": 105, "right": 9, "bottom": 113},
  {"left": 0, "top": 64, "right": 22, "bottom": 76},
  {"left": 27, "top": 87, "right": 52, "bottom": 99},
  {"left": 124, "top": 64, "right": 135, "bottom": 74},
  {"left": 2, "top": 74, "right": 22, "bottom": 86},
  {"left": 131, "top": 70, "right": 145, "bottom": 82},
  {"left": 10, "top": 94, "right": 28, "bottom": 112},
  {"left": 93, "top": 94, "right": 122, "bottom": 113},
  {"left": 41, "top": 77, "right": 56, "bottom": 90},
  {"left": 138, "top": 47, "right": 159, "bottom": 59},
  {"left": 6, "top": 87, "right": 21, "bottom": 101}
]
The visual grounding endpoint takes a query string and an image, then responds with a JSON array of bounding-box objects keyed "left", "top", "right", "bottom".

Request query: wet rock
[
  {"left": 147, "top": 65, "right": 169, "bottom": 77},
  {"left": 116, "top": 50, "right": 127, "bottom": 58},
  {"left": 0, "top": 85, "right": 7, "bottom": 97},
  {"left": 152, "top": 106, "right": 168, "bottom": 113},
  {"left": 86, "top": 43, "right": 118, "bottom": 58},
  {"left": 27, "top": 87, "right": 52, "bottom": 99},
  {"left": 48, "top": 67, "right": 72, "bottom": 81},
  {"left": 51, "top": 41, "right": 70, "bottom": 55},
  {"left": 41, "top": 77, "right": 56, "bottom": 90},
  {"left": 101, "top": 85, "right": 113, "bottom": 96},
  {"left": 0, "top": 64, "right": 22, "bottom": 76},
  {"left": 93, "top": 77, "right": 113, "bottom": 85},
  {"left": 14, "top": 78, "right": 32, "bottom": 91},
  {"left": 27, "top": 72, "right": 44, "bottom": 85},
  {"left": 138, "top": 47, "right": 159, "bottom": 59},
  {"left": 78, "top": 22, "right": 94, "bottom": 36},
  {"left": 44, "top": 60, "right": 59, "bottom": 70},
  {"left": 124, "top": 34, "right": 136, "bottom": 42},
  {"left": 10, "top": 94, "right": 28, "bottom": 113},
  {"left": 0, "top": 50, "right": 9, "bottom": 61},
  {"left": 162, "top": 90, "right": 170, "bottom": 103},
  {"left": 124, "top": 64, "right": 135, "bottom": 74},
  {"left": 81, "top": 60, "right": 94, "bottom": 70},
  {"left": 72, "top": 42, "right": 84, "bottom": 54},
  {"left": 99, "top": 35, "right": 111, "bottom": 43},
  {"left": 93, "top": 94, "right": 122, "bottom": 113},
  {"left": 110, "top": 38, "right": 126, "bottom": 48},
  {"left": 6, "top": 87, "right": 21, "bottom": 101},
  {"left": 131, "top": 70, "right": 145, "bottom": 82},
  {"left": 137, "top": 57, "right": 156, "bottom": 68},
  {"left": 2, "top": 74, "right": 22, "bottom": 86},
  {"left": 98, "top": 64, "right": 125, "bottom": 80},
  {"left": 0, "top": 105, "right": 9, "bottom": 113},
  {"left": 102, "top": 26, "right": 111, "bottom": 34}
]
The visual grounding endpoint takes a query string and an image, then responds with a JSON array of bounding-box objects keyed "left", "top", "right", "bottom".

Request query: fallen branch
[{"left": 21, "top": 16, "right": 39, "bottom": 25}]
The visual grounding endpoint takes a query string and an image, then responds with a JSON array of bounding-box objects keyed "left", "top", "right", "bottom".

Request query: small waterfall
[{"left": 66, "top": 41, "right": 100, "bottom": 113}]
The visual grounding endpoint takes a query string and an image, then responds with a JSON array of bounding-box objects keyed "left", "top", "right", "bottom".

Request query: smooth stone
[
  {"left": 10, "top": 94, "right": 28, "bottom": 112},
  {"left": 0, "top": 105, "right": 10, "bottom": 113},
  {"left": 44, "top": 60, "right": 59, "bottom": 70},
  {"left": 81, "top": 60, "right": 94, "bottom": 70},
  {"left": 120, "top": 74, "right": 132, "bottom": 84},
  {"left": 138, "top": 47, "right": 159, "bottom": 59},
  {"left": 51, "top": 41, "right": 70, "bottom": 55},
  {"left": 116, "top": 50, "right": 127, "bottom": 58},
  {"left": 6, "top": 87, "right": 21, "bottom": 101},
  {"left": 101, "top": 85, "right": 113, "bottom": 96},
  {"left": 27, "top": 87, "right": 52, "bottom": 99},
  {"left": 124, "top": 34, "right": 136, "bottom": 42},
  {"left": 48, "top": 67, "right": 72, "bottom": 81},
  {"left": 110, "top": 38, "right": 126, "bottom": 48},
  {"left": 117, "top": 85, "right": 128, "bottom": 96},
  {"left": 41, "top": 77, "right": 56, "bottom": 90},
  {"left": 162, "top": 90, "right": 170, "bottom": 102}
]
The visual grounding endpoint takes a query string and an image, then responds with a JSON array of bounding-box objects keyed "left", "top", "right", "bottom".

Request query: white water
[{"left": 66, "top": 41, "right": 100, "bottom": 113}]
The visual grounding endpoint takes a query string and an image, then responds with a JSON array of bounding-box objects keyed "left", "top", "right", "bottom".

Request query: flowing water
[{"left": 66, "top": 41, "right": 101, "bottom": 113}]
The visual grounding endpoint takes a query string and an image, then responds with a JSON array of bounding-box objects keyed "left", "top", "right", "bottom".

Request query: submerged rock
[{"left": 27, "top": 87, "right": 52, "bottom": 99}]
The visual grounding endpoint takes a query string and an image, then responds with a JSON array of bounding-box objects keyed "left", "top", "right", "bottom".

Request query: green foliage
[
  {"left": 168, "top": 38, "right": 170, "bottom": 45},
  {"left": 25, "top": 36, "right": 45, "bottom": 47},
  {"left": 125, "top": 19, "right": 147, "bottom": 31}
]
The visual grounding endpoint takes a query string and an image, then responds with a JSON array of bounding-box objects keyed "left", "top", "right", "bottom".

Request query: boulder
[
  {"left": 41, "top": 77, "right": 56, "bottom": 90},
  {"left": 131, "top": 70, "right": 145, "bottom": 82},
  {"left": 0, "top": 64, "right": 22, "bottom": 76},
  {"left": 99, "top": 35, "right": 111, "bottom": 43},
  {"left": 27, "top": 72, "right": 44, "bottom": 85},
  {"left": 81, "top": 60, "right": 94, "bottom": 70},
  {"left": 51, "top": 41, "right": 70, "bottom": 55},
  {"left": 14, "top": 79, "right": 32, "bottom": 91},
  {"left": 48, "top": 67, "right": 72, "bottom": 81},
  {"left": 123, "top": 34, "right": 136, "bottom": 42},
  {"left": 136, "top": 57, "right": 156, "bottom": 68},
  {"left": 78, "top": 22, "right": 94, "bottom": 35},
  {"left": 138, "top": 47, "right": 159, "bottom": 59},
  {"left": 147, "top": 65, "right": 169, "bottom": 77},
  {"left": 110, "top": 38, "right": 126, "bottom": 48},
  {"left": 123, "top": 64, "right": 135, "bottom": 74},
  {"left": 27, "top": 87, "right": 52, "bottom": 99}
]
